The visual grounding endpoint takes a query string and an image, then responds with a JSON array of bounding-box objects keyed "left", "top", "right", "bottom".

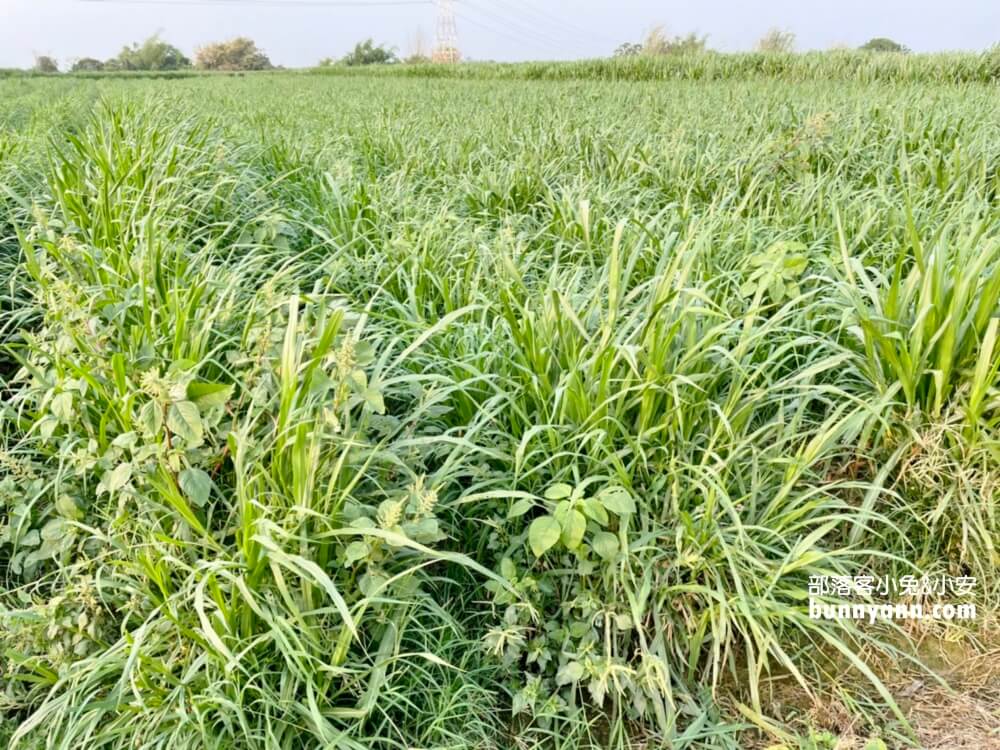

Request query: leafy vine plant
[{"left": 485, "top": 480, "right": 651, "bottom": 724}]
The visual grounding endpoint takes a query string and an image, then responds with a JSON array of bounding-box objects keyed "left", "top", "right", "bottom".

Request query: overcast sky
[{"left": 1, "top": 0, "right": 998, "bottom": 69}]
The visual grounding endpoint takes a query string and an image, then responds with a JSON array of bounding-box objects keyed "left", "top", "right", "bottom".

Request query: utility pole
[{"left": 433, "top": 0, "right": 460, "bottom": 63}]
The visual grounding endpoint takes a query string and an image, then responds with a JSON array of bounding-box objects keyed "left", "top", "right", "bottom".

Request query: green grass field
[{"left": 1, "top": 66, "right": 998, "bottom": 749}]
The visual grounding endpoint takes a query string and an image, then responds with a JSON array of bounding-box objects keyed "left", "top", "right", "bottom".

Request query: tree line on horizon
[
  {"left": 613, "top": 27, "right": 911, "bottom": 57},
  {"left": 27, "top": 29, "right": 946, "bottom": 74},
  {"left": 32, "top": 35, "right": 274, "bottom": 74}
]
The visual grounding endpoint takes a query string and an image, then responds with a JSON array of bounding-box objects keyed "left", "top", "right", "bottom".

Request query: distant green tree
[
  {"left": 860, "top": 37, "right": 909, "bottom": 53},
  {"left": 33, "top": 55, "right": 59, "bottom": 73},
  {"left": 108, "top": 35, "right": 190, "bottom": 71},
  {"left": 340, "top": 39, "right": 398, "bottom": 66},
  {"left": 195, "top": 38, "right": 272, "bottom": 71},
  {"left": 613, "top": 42, "right": 643, "bottom": 58},
  {"left": 71, "top": 58, "right": 105, "bottom": 72}
]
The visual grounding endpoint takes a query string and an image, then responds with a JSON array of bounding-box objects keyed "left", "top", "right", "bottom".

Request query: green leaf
[
  {"left": 544, "top": 483, "right": 572, "bottom": 500},
  {"left": 40, "top": 517, "right": 68, "bottom": 541},
  {"left": 350, "top": 369, "right": 368, "bottom": 391},
  {"left": 104, "top": 463, "right": 133, "bottom": 495},
  {"left": 179, "top": 468, "right": 214, "bottom": 508},
  {"left": 592, "top": 531, "right": 619, "bottom": 561},
  {"left": 363, "top": 387, "right": 386, "bottom": 415},
  {"left": 56, "top": 494, "right": 83, "bottom": 521},
  {"left": 51, "top": 392, "right": 74, "bottom": 421},
  {"left": 167, "top": 401, "right": 203, "bottom": 445},
  {"left": 38, "top": 416, "right": 58, "bottom": 439},
  {"left": 769, "top": 276, "right": 785, "bottom": 301},
  {"left": 168, "top": 359, "right": 198, "bottom": 374},
  {"left": 560, "top": 509, "right": 586, "bottom": 550},
  {"left": 597, "top": 486, "right": 635, "bottom": 515},
  {"left": 187, "top": 382, "right": 234, "bottom": 409},
  {"left": 353, "top": 340, "right": 375, "bottom": 366},
  {"left": 555, "top": 661, "right": 584, "bottom": 686},
  {"left": 507, "top": 497, "right": 535, "bottom": 519},
  {"left": 138, "top": 400, "right": 163, "bottom": 437},
  {"left": 344, "top": 541, "right": 370, "bottom": 565},
  {"left": 582, "top": 497, "right": 609, "bottom": 526},
  {"left": 403, "top": 517, "right": 444, "bottom": 544},
  {"left": 112, "top": 431, "right": 138, "bottom": 450},
  {"left": 528, "top": 515, "right": 561, "bottom": 557}
]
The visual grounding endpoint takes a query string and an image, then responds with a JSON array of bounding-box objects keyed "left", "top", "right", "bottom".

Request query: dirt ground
[{"left": 738, "top": 617, "right": 999, "bottom": 749}]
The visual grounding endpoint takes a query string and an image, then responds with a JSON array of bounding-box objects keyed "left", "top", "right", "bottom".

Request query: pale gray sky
[{"left": 1, "top": 0, "right": 998, "bottom": 69}]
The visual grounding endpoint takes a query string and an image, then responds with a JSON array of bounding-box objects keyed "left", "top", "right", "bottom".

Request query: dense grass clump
[
  {"left": 311, "top": 49, "right": 1000, "bottom": 84},
  {"left": 0, "top": 73, "right": 997, "bottom": 749}
]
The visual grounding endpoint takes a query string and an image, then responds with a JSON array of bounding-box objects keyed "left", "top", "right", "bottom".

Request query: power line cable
[
  {"left": 80, "top": 0, "right": 430, "bottom": 7},
  {"left": 459, "top": 0, "right": 570, "bottom": 49},
  {"left": 486, "top": 0, "right": 618, "bottom": 48},
  {"left": 456, "top": 0, "right": 575, "bottom": 56},
  {"left": 451, "top": 8, "right": 560, "bottom": 56}
]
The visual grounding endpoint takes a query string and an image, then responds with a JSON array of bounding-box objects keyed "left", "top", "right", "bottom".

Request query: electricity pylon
[{"left": 433, "top": 0, "right": 460, "bottom": 63}]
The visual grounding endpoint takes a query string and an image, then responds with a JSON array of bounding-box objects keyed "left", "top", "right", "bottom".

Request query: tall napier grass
[
  {"left": 0, "top": 70, "right": 998, "bottom": 749},
  {"left": 311, "top": 49, "right": 1000, "bottom": 84}
]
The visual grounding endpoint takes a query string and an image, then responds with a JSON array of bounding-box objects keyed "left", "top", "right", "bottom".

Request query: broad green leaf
[
  {"left": 544, "top": 483, "right": 572, "bottom": 500},
  {"left": 56, "top": 494, "right": 83, "bottom": 521},
  {"left": 353, "top": 340, "right": 375, "bottom": 366},
  {"left": 111, "top": 431, "right": 138, "bottom": 450},
  {"left": 363, "top": 387, "right": 386, "bottom": 414},
  {"left": 555, "top": 661, "right": 584, "bottom": 686},
  {"left": 528, "top": 515, "right": 561, "bottom": 557},
  {"left": 350, "top": 369, "right": 368, "bottom": 391},
  {"left": 344, "top": 541, "right": 370, "bottom": 564},
  {"left": 592, "top": 531, "right": 619, "bottom": 561},
  {"left": 168, "top": 359, "right": 198, "bottom": 374},
  {"left": 187, "top": 382, "right": 234, "bottom": 409},
  {"left": 138, "top": 400, "right": 162, "bottom": 436},
  {"left": 37, "top": 416, "right": 58, "bottom": 440},
  {"left": 560, "top": 509, "right": 586, "bottom": 550},
  {"left": 51, "top": 392, "right": 74, "bottom": 421},
  {"left": 179, "top": 468, "right": 214, "bottom": 508},
  {"left": 40, "top": 517, "right": 67, "bottom": 541},
  {"left": 167, "top": 401, "right": 203, "bottom": 445},
  {"left": 105, "top": 463, "right": 133, "bottom": 494},
  {"left": 507, "top": 497, "right": 535, "bottom": 519},
  {"left": 403, "top": 517, "right": 444, "bottom": 544},
  {"left": 598, "top": 486, "right": 635, "bottom": 515},
  {"left": 582, "top": 497, "right": 609, "bottom": 526}
]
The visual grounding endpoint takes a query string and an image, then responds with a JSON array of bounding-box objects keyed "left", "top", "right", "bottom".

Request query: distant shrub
[
  {"left": 613, "top": 42, "right": 643, "bottom": 58},
  {"left": 106, "top": 35, "right": 190, "bottom": 71},
  {"left": 756, "top": 27, "right": 796, "bottom": 53},
  {"left": 339, "top": 39, "right": 398, "bottom": 66},
  {"left": 33, "top": 56, "right": 59, "bottom": 74},
  {"left": 71, "top": 58, "right": 105, "bottom": 72},
  {"left": 642, "top": 27, "right": 708, "bottom": 56},
  {"left": 860, "top": 37, "right": 909, "bottom": 53},
  {"left": 195, "top": 37, "right": 272, "bottom": 71}
]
